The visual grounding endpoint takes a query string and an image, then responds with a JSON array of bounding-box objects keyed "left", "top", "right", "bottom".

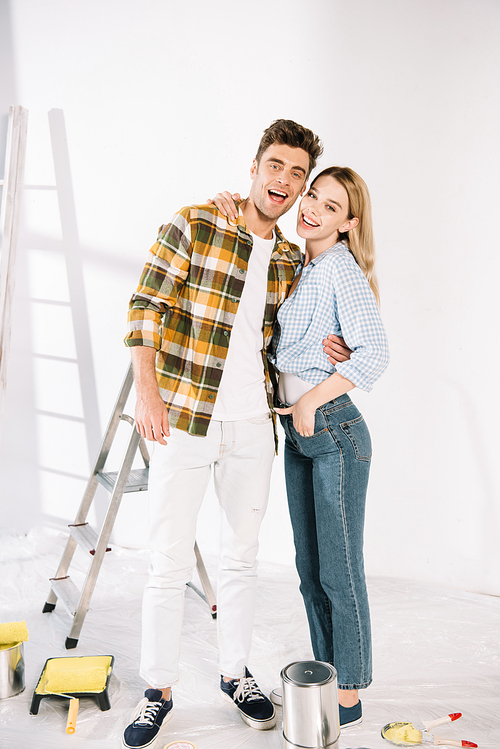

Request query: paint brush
[
  {"left": 420, "top": 713, "right": 462, "bottom": 732},
  {"left": 381, "top": 720, "right": 478, "bottom": 747}
]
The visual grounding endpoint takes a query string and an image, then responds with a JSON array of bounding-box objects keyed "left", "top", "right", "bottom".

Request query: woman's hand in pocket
[{"left": 275, "top": 395, "right": 316, "bottom": 437}]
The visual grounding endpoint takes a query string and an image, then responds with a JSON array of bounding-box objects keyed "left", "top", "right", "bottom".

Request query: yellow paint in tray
[{"left": 36, "top": 655, "right": 113, "bottom": 694}]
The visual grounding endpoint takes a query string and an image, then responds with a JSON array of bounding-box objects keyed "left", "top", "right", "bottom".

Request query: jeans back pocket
[{"left": 340, "top": 415, "right": 372, "bottom": 461}]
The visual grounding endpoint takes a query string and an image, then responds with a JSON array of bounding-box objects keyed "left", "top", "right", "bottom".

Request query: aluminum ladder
[{"left": 42, "top": 363, "right": 217, "bottom": 649}]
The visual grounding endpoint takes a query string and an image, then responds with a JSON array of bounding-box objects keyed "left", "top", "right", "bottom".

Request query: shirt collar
[
  {"left": 307, "top": 240, "right": 348, "bottom": 266},
  {"left": 234, "top": 200, "right": 292, "bottom": 255}
]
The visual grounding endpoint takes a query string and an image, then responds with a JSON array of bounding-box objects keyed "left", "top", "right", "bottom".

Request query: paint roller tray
[{"left": 29, "top": 655, "right": 114, "bottom": 715}]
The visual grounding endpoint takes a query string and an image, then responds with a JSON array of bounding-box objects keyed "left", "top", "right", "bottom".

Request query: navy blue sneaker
[
  {"left": 339, "top": 699, "right": 362, "bottom": 729},
  {"left": 122, "top": 688, "right": 173, "bottom": 748},
  {"left": 221, "top": 667, "right": 276, "bottom": 730}
]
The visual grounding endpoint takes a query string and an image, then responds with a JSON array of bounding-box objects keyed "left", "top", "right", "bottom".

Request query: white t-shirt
[{"left": 211, "top": 231, "right": 275, "bottom": 421}]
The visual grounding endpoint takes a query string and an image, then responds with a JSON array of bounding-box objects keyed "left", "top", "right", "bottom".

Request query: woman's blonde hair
[{"left": 311, "top": 166, "right": 380, "bottom": 304}]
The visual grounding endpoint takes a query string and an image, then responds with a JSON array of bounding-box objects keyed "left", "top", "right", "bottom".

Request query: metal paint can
[
  {"left": 0, "top": 641, "right": 25, "bottom": 699},
  {"left": 281, "top": 660, "right": 339, "bottom": 749}
]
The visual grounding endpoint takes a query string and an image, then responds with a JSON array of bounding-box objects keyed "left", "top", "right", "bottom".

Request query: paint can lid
[{"left": 282, "top": 660, "right": 336, "bottom": 686}]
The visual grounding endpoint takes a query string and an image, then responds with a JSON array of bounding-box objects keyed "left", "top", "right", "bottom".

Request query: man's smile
[{"left": 268, "top": 188, "right": 289, "bottom": 204}]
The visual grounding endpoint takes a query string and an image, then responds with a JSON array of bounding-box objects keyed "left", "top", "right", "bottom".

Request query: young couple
[{"left": 123, "top": 119, "right": 389, "bottom": 749}]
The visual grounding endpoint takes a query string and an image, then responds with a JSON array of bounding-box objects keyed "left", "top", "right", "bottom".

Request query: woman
[{"left": 213, "top": 167, "right": 389, "bottom": 728}]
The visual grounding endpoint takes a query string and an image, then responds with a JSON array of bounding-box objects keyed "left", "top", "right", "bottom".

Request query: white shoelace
[
  {"left": 130, "top": 697, "right": 163, "bottom": 726},
  {"left": 233, "top": 676, "right": 265, "bottom": 704}
]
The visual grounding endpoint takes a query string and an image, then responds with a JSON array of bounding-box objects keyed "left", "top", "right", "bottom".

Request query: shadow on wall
[
  {"left": 47, "top": 109, "right": 102, "bottom": 457},
  {"left": 1, "top": 110, "right": 109, "bottom": 531}
]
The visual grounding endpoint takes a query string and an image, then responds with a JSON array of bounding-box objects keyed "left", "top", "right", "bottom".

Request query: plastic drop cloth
[{"left": 0, "top": 526, "right": 498, "bottom": 749}]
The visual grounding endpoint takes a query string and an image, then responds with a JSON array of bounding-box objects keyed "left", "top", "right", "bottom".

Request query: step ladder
[
  {"left": 43, "top": 363, "right": 217, "bottom": 649},
  {"left": 0, "top": 105, "right": 29, "bottom": 440}
]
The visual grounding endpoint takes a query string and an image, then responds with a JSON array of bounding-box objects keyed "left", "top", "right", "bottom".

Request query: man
[{"left": 123, "top": 120, "right": 339, "bottom": 749}]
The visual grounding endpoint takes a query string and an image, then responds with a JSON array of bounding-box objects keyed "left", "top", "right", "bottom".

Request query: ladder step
[
  {"left": 43, "top": 364, "right": 216, "bottom": 647},
  {"left": 68, "top": 523, "right": 111, "bottom": 555},
  {"left": 49, "top": 576, "right": 81, "bottom": 618},
  {"left": 96, "top": 467, "right": 149, "bottom": 493}
]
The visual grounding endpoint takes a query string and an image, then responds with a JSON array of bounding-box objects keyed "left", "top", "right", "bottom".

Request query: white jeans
[{"left": 140, "top": 413, "right": 275, "bottom": 688}]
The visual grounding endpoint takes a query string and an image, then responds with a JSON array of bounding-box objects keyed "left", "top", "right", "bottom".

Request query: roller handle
[
  {"left": 432, "top": 736, "right": 477, "bottom": 747},
  {"left": 66, "top": 698, "right": 79, "bottom": 734},
  {"left": 425, "top": 713, "right": 462, "bottom": 730}
]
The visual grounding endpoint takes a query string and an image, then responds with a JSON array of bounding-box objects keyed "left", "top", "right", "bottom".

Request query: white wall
[{"left": 1, "top": 0, "right": 499, "bottom": 595}]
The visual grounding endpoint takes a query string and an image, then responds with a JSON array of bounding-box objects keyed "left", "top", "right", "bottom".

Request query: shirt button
[
  {"left": 239, "top": 269, "right": 245, "bottom": 274},
  {"left": 216, "top": 362, "right": 221, "bottom": 367},
  {"left": 208, "top": 394, "right": 214, "bottom": 400},
  {"left": 223, "top": 331, "right": 228, "bottom": 336}
]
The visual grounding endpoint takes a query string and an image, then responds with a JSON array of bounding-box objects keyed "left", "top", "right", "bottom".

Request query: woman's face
[{"left": 296, "top": 175, "right": 357, "bottom": 249}]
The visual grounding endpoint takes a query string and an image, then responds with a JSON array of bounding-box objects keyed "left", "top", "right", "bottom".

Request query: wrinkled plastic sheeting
[{"left": 0, "top": 526, "right": 498, "bottom": 749}]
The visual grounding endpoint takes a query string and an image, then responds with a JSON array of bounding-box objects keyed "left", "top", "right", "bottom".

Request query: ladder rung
[
  {"left": 96, "top": 467, "right": 149, "bottom": 493},
  {"left": 68, "top": 523, "right": 111, "bottom": 555},
  {"left": 49, "top": 576, "right": 81, "bottom": 618}
]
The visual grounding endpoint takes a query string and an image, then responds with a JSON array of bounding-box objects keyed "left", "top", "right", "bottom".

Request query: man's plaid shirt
[{"left": 125, "top": 204, "right": 301, "bottom": 436}]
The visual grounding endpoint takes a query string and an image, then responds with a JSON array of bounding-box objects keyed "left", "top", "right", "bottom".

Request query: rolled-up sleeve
[
  {"left": 124, "top": 209, "right": 192, "bottom": 350},
  {"left": 332, "top": 257, "right": 389, "bottom": 391}
]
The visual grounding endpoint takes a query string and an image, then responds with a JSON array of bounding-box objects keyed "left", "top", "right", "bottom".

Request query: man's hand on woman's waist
[{"left": 323, "top": 334, "right": 352, "bottom": 365}]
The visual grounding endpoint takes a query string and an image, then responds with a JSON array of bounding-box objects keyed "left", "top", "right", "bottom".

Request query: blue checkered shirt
[{"left": 270, "top": 242, "right": 389, "bottom": 392}]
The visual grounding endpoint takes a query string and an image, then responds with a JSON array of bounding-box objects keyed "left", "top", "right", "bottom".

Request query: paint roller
[
  {"left": 41, "top": 692, "right": 80, "bottom": 734},
  {"left": 0, "top": 620, "right": 29, "bottom": 647},
  {"left": 43, "top": 666, "right": 109, "bottom": 694},
  {"left": 43, "top": 663, "right": 109, "bottom": 733},
  {"left": 31, "top": 656, "right": 114, "bottom": 734}
]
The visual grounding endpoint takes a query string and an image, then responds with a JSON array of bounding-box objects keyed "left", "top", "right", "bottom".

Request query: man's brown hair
[{"left": 255, "top": 119, "right": 323, "bottom": 177}]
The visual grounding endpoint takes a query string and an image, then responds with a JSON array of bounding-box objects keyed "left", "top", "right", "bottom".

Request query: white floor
[{"left": 0, "top": 526, "right": 498, "bottom": 749}]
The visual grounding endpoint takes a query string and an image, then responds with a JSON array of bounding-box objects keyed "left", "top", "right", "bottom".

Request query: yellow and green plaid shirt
[{"left": 125, "top": 203, "right": 301, "bottom": 436}]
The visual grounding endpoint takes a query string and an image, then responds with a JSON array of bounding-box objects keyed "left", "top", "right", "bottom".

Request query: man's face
[{"left": 248, "top": 143, "right": 310, "bottom": 221}]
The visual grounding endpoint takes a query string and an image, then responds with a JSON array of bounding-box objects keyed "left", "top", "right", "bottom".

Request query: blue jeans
[{"left": 280, "top": 394, "right": 373, "bottom": 690}]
